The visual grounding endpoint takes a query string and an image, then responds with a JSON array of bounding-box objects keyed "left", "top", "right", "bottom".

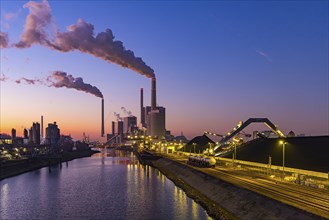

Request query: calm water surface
[{"left": 1, "top": 150, "right": 212, "bottom": 220}]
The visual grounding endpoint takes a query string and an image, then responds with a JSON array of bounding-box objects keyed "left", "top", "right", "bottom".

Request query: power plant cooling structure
[{"left": 101, "top": 98, "right": 104, "bottom": 137}]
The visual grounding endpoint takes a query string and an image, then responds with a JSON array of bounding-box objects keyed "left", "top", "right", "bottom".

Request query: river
[{"left": 0, "top": 149, "right": 212, "bottom": 220}]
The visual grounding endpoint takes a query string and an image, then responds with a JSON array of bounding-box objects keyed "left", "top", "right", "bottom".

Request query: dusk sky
[{"left": 0, "top": 0, "right": 328, "bottom": 141}]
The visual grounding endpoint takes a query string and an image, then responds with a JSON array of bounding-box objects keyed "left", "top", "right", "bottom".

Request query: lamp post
[
  {"left": 279, "top": 141, "right": 287, "bottom": 179},
  {"left": 192, "top": 143, "right": 196, "bottom": 154},
  {"left": 208, "top": 142, "right": 212, "bottom": 156}
]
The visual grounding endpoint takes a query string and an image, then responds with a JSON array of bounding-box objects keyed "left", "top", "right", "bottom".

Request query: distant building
[
  {"left": 287, "top": 131, "right": 295, "bottom": 137},
  {"left": 28, "top": 123, "right": 41, "bottom": 145},
  {"left": 30, "top": 122, "right": 41, "bottom": 145},
  {"left": 115, "top": 121, "right": 124, "bottom": 135},
  {"left": 23, "top": 129, "right": 28, "bottom": 139},
  {"left": 11, "top": 128, "right": 16, "bottom": 145},
  {"left": 123, "top": 116, "right": 137, "bottom": 135},
  {"left": 46, "top": 122, "right": 60, "bottom": 147},
  {"left": 175, "top": 134, "right": 188, "bottom": 143}
]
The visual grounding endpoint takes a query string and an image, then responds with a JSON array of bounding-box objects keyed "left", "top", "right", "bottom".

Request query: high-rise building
[
  {"left": 46, "top": 122, "right": 60, "bottom": 147},
  {"left": 41, "top": 115, "right": 44, "bottom": 139},
  {"left": 29, "top": 122, "right": 40, "bottom": 145},
  {"left": 11, "top": 128, "right": 16, "bottom": 145},
  {"left": 23, "top": 129, "right": 28, "bottom": 139},
  {"left": 29, "top": 128, "right": 33, "bottom": 143},
  {"left": 32, "top": 122, "right": 41, "bottom": 145}
]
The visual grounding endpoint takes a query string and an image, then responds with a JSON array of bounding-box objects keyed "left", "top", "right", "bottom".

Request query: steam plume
[
  {"left": 16, "top": 1, "right": 155, "bottom": 78},
  {"left": 47, "top": 71, "right": 103, "bottom": 98},
  {"left": 0, "top": 32, "right": 9, "bottom": 48},
  {"left": 121, "top": 107, "right": 132, "bottom": 116},
  {"left": 113, "top": 112, "right": 122, "bottom": 121},
  {"left": 15, "top": 0, "right": 52, "bottom": 48}
]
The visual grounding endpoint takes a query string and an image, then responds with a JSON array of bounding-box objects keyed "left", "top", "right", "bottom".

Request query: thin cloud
[
  {"left": 4, "top": 9, "right": 22, "bottom": 21},
  {"left": 255, "top": 49, "right": 272, "bottom": 63},
  {"left": 2, "top": 9, "right": 22, "bottom": 29},
  {"left": 15, "top": 77, "right": 43, "bottom": 85},
  {"left": 0, "top": 32, "right": 9, "bottom": 48},
  {"left": 0, "top": 74, "right": 8, "bottom": 82}
]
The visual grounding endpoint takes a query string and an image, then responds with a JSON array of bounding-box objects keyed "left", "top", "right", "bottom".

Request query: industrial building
[
  {"left": 140, "top": 77, "right": 166, "bottom": 139},
  {"left": 123, "top": 116, "right": 137, "bottom": 135},
  {"left": 106, "top": 77, "right": 167, "bottom": 146},
  {"left": 46, "top": 122, "right": 60, "bottom": 147}
]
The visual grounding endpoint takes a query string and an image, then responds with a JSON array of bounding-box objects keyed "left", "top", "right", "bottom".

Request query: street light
[
  {"left": 208, "top": 142, "right": 213, "bottom": 156},
  {"left": 279, "top": 140, "right": 287, "bottom": 178}
]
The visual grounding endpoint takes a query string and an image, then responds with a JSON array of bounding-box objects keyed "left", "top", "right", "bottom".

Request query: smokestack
[
  {"left": 141, "top": 88, "right": 145, "bottom": 126},
  {"left": 140, "top": 88, "right": 143, "bottom": 109},
  {"left": 101, "top": 99, "right": 104, "bottom": 137},
  {"left": 151, "top": 77, "right": 156, "bottom": 110},
  {"left": 112, "top": 121, "right": 115, "bottom": 135},
  {"left": 41, "top": 115, "right": 43, "bottom": 139}
]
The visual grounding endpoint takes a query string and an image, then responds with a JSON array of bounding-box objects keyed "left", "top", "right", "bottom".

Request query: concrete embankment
[
  {"left": 0, "top": 150, "right": 98, "bottom": 181},
  {"left": 151, "top": 157, "right": 322, "bottom": 220}
]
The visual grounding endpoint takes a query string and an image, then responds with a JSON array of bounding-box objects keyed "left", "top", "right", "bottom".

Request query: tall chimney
[
  {"left": 101, "top": 99, "right": 104, "bottom": 137},
  {"left": 151, "top": 77, "right": 156, "bottom": 110},
  {"left": 141, "top": 88, "right": 144, "bottom": 109},
  {"left": 112, "top": 121, "right": 115, "bottom": 135},
  {"left": 141, "top": 88, "right": 145, "bottom": 126},
  {"left": 41, "top": 115, "right": 43, "bottom": 139}
]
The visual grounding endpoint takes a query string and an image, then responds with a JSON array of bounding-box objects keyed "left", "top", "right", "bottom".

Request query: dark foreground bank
[
  {"left": 0, "top": 150, "right": 98, "bottom": 181},
  {"left": 150, "top": 157, "right": 324, "bottom": 220}
]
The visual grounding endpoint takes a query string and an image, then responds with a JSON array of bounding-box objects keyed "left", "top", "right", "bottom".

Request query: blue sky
[{"left": 1, "top": 0, "right": 328, "bottom": 140}]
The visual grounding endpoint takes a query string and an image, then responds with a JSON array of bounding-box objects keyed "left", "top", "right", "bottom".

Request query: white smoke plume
[
  {"left": 113, "top": 112, "right": 122, "bottom": 121},
  {"left": 121, "top": 107, "right": 132, "bottom": 116},
  {"left": 0, "top": 32, "right": 9, "bottom": 48},
  {"left": 47, "top": 71, "right": 103, "bottom": 98},
  {"left": 15, "top": 0, "right": 52, "bottom": 48},
  {"left": 15, "top": 1, "right": 155, "bottom": 78}
]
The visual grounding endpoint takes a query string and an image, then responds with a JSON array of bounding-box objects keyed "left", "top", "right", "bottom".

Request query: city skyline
[{"left": 1, "top": 0, "right": 328, "bottom": 141}]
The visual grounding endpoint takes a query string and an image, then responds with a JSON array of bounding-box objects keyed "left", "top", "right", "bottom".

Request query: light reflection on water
[{"left": 0, "top": 149, "right": 212, "bottom": 220}]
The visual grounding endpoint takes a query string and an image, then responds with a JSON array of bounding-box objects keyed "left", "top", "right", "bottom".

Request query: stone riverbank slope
[{"left": 151, "top": 157, "right": 324, "bottom": 220}]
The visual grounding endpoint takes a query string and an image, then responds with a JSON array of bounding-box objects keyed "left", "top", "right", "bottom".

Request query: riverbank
[
  {"left": 0, "top": 150, "right": 98, "bottom": 181},
  {"left": 150, "top": 157, "right": 322, "bottom": 220}
]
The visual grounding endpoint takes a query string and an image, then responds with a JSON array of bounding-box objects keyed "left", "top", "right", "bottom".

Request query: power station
[
  {"left": 107, "top": 76, "right": 166, "bottom": 145},
  {"left": 141, "top": 77, "right": 166, "bottom": 138}
]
